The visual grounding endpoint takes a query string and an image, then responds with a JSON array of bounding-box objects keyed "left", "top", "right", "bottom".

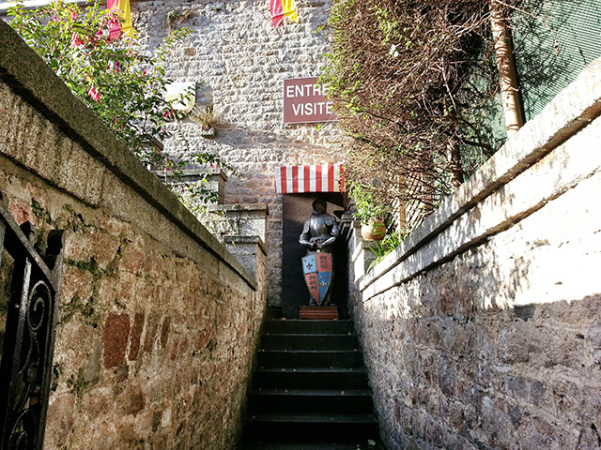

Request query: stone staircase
[{"left": 241, "top": 317, "right": 382, "bottom": 449}]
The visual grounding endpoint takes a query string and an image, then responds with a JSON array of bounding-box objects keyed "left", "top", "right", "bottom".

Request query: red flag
[{"left": 270, "top": 0, "right": 298, "bottom": 28}]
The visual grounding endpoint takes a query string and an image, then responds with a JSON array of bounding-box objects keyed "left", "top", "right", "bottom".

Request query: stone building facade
[{"left": 133, "top": 0, "right": 345, "bottom": 306}]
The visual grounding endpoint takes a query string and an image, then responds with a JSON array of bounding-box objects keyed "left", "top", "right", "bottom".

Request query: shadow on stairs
[{"left": 240, "top": 314, "right": 385, "bottom": 449}]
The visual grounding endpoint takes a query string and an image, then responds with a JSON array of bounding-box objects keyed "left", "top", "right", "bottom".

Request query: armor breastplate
[{"left": 309, "top": 214, "right": 333, "bottom": 238}]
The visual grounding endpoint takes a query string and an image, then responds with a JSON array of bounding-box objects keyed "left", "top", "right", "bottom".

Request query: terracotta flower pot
[{"left": 361, "top": 218, "right": 386, "bottom": 241}]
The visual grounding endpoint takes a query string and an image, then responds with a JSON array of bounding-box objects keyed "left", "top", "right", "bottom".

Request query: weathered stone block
[
  {"left": 103, "top": 313, "right": 131, "bottom": 369},
  {"left": 44, "top": 394, "right": 76, "bottom": 448},
  {"left": 128, "top": 312, "right": 145, "bottom": 361},
  {"left": 117, "top": 384, "right": 146, "bottom": 417}
]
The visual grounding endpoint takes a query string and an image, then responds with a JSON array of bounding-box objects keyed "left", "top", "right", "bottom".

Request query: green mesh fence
[{"left": 512, "top": 0, "right": 601, "bottom": 121}]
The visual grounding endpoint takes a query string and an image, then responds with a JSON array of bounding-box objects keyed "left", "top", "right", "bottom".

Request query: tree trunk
[{"left": 490, "top": 0, "right": 524, "bottom": 138}]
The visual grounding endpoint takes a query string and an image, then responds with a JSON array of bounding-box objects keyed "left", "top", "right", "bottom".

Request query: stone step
[
  {"left": 257, "top": 349, "right": 364, "bottom": 369},
  {"left": 261, "top": 333, "right": 359, "bottom": 351},
  {"left": 243, "top": 315, "right": 382, "bottom": 447},
  {"left": 263, "top": 319, "right": 354, "bottom": 335},
  {"left": 298, "top": 306, "right": 339, "bottom": 320},
  {"left": 248, "top": 388, "right": 374, "bottom": 414},
  {"left": 241, "top": 442, "right": 383, "bottom": 450},
  {"left": 244, "top": 412, "right": 379, "bottom": 443},
  {"left": 252, "top": 368, "right": 370, "bottom": 390}
]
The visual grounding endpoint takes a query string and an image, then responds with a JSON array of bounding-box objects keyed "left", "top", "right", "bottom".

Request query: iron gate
[{"left": 0, "top": 192, "right": 64, "bottom": 450}]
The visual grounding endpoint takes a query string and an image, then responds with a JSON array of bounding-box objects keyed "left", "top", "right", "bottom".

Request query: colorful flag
[
  {"left": 270, "top": 0, "right": 298, "bottom": 28},
  {"left": 107, "top": 0, "right": 133, "bottom": 39}
]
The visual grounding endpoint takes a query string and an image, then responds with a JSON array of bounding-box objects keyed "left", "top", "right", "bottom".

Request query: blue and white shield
[{"left": 302, "top": 253, "right": 332, "bottom": 305}]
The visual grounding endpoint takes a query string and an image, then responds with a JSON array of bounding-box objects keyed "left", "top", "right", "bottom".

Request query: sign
[
  {"left": 283, "top": 77, "right": 337, "bottom": 124},
  {"left": 302, "top": 253, "right": 332, "bottom": 305}
]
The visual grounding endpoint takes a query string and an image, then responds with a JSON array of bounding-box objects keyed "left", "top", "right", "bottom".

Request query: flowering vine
[{"left": 8, "top": 0, "right": 222, "bottom": 175}]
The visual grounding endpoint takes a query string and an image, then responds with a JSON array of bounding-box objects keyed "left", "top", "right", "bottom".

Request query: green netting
[{"left": 512, "top": 0, "right": 601, "bottom": 120}]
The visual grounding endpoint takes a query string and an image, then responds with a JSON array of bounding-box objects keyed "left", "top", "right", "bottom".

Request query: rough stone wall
[
  {"left": 0, "top": 21, "right": 264, "bottom": 449},
  {"left": 346, "top": 59, "right": 601, "bottom": 448},
  {"left": 133, "top": 0, "right": 344, "bottom": 305}
]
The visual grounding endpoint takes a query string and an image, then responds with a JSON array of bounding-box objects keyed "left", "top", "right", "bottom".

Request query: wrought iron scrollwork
[{"left": 0, "top": 193, "right": 64, "bottom": 450}]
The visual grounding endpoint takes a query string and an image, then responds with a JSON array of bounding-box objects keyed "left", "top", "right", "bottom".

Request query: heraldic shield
[{"left": 302, "top": 253, "right": 332, "bottom": 305}]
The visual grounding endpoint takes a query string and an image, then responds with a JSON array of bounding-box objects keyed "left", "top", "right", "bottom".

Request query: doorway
[{"left": 281, "top": 193, "right": 347, "bottom": 318}]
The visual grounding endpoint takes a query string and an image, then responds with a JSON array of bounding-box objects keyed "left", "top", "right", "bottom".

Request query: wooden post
[{"left": 490, "top": 0, "right": 524, "bottom": 137}]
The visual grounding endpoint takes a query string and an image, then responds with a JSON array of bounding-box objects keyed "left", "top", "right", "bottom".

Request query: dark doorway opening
[{"left": 281, "top": 193, "right": 348, "bottom": 318}]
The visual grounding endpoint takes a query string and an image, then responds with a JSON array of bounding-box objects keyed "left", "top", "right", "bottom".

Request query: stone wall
[
  {"left": 133, "top": 0, "right": 345, "bottom": 305},
  {"left": 345, "top": 58, "right": 601, "bottom": 448},
  {"left": 0, "top": 21, "right": 265, "bottom": 449}
]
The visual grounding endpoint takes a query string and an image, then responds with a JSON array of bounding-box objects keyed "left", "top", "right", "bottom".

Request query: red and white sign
[
  {"left": 283, "top": 77, "right": 337, "bottom": 124},
  {"left": 275, "top": 163, "right": 344, "bottom": 194}
]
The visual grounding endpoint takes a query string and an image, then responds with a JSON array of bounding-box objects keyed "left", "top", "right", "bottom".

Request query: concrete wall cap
[
  {"left": 223, "top": 235, "right": 267, "bottom": 254},
  {"left": 209, "top": 203, "right": 269, "bottom": 214}
]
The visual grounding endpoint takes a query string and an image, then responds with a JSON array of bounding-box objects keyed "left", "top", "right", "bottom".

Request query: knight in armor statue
[{"left": 299, "top": 198, "right": 339, "bottom": 305}]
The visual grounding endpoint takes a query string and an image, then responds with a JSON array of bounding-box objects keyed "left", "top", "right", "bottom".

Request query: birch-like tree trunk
[{"left": 490, "top": 0, "right": 524, "bottom": 137}]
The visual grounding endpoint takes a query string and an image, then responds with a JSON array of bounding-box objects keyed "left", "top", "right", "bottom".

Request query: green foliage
[
  {"left": 8, "top": 0, "right": 221, "bottom": 174},
  {"left": 368, "top": 230, "right": 404, "bottom": 271},
  {"left": 349, "top": 183, "right": 389, "bottom": 224},
  {"left": 170, "top": 180, "right": 219, "bottom": 216},
  {"left": 59, "top": 294, "right": 101, "bottom": 328}
]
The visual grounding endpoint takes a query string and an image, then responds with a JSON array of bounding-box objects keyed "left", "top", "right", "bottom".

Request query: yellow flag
[
  {"left": 118, "top": 0, "right": 133, "bottom": 37},
  {"left": 282, "top": 0, "right": 298, "bottom": 23}
]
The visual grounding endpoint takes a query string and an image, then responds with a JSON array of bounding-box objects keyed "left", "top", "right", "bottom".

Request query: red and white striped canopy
[{"left": 275, "top": 163, "right": 345, "bottom": 194}]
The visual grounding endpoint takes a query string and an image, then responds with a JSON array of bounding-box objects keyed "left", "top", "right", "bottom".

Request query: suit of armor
[
  {"left": 299, "top": 199, "right": 339, "bottom": 305},
  {"left": 299, "top": 212, "right": 339, "bottom": 254}
]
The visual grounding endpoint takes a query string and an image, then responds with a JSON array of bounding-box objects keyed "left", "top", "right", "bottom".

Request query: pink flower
[
  {"left": 107, "top": 60, "right": 121, "bottom": 73},
  {"left": 163, "top": 109, "right": 174, "bottom": 119},
  {"left": 71, "top": 33, "right": 84, "bottom": 48},
  {"left": 71, "top": 11, "right": 77, "bottom": 21},
  {"left": 108, "top": 16, "right": 122, "bottom": 41},
  {"left": 88, "top": 86, "right": 100, "bottom": 102}
]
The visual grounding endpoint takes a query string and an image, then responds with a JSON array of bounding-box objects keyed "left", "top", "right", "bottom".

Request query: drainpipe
[{"left": 490, "top": 0, "right": 524, "bottom": 138}]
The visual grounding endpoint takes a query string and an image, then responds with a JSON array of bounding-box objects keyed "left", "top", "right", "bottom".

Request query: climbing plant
[{"left": 323, "top": 0, "right": 504, "bottom": 227}]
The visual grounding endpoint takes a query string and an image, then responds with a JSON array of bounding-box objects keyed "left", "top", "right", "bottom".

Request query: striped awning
[{"left": 275, "top": 163, "right": 345, "bottom": 194}]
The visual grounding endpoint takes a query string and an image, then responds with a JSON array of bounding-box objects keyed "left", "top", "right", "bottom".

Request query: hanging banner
[
  {"left": 283, "top": 77, "right": 337, "bottom": 124},
  {"left": 270, "top": 0, "right": 298, "bottom": 28}
]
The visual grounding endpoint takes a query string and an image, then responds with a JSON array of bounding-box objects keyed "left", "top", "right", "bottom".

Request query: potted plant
[
  {"left": 350, "top": 184, "right": 389, "bottom": 241},
  {"left": 189, "top": 105, "right": 218, "bottom": 137}
]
